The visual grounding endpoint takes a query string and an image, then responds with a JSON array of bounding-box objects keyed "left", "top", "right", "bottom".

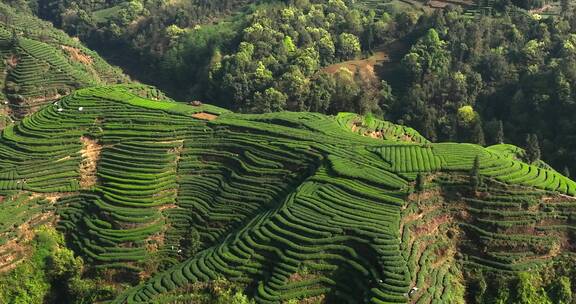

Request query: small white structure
[
  {"left": 78, "top": 107, "right": 84, "bottom": 111},
  {"left": 57, "top": 108, "right": 63, "bottom": 112}
]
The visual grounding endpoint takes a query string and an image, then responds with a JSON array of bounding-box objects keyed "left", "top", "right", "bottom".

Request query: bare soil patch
[
  {"left": 29, "top": 192, "right": 66, "bottom": 203},
  {"left": 158, "top": 203, "right": 178, "bottom": 212},
  {"left": 542, "top": 194, "right": 576, "bottom": 203},
  {"left": 28, "top": 94, "right": 62, "bottom": 105},
  {"left": 145, "top": 232, "right": 165, "bottom": 253},
  {"left": 412, "top": 214, "right": 452, "bottom": 237},
  {"left": 288, "top": 271, "right": 318, "bottom": 283},
  {"left": 403, "top": 205, "right": 441, "bottom": 225},
  {"left": 408, "top": 189, "right": 442, "bottom": 202},
  {"left": 0, "top": 106, "right": 11, "bottom": 130},
  {"left": 350, "top": 123, "right": 358, "bottom": 133},
  {"left": 168, "top": 141, "right": 184, "bottom": 165},
  {"left": 61, "top": 45, "right": 93, "bottom": 65},
  {"left": 191, "top": 112, "right": 218, "bottom": 121},
  {"left": 323, "top": 50, "right": 389, "bottom": 79},
  {"left": 79, "top": 136, "right": 102, "bottom": 188},
  {"left": 6, "top": 55, "right": 18, "bottom": 68}
]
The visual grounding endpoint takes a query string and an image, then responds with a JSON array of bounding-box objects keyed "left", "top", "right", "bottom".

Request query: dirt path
[{"left": 79, "top": 136, "right": 102, "bottom": 188}]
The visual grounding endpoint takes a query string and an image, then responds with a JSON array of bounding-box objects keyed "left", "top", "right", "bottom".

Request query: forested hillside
[
  {"left": 7, "top": 0, "right": 261, "bottom": 95},
  {"left": 391, "top": 9, "right": 576, "bottom": 183},
  {"left": 0, "top": 85, "right": 575, "bottom": 303}
]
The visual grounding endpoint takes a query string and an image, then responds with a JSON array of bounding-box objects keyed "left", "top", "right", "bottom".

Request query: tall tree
[
  {"left": 563, "top": 166, "right": 571, "bottom": 178},
  {"left": 401, "top": 28, "right": 450, "bottom": 84},
  {"left": 422, "top": 112, "right": 438, "bottom": 142},
  {"left": 495, "top": 120, "right": 504, "bottom": 144},
  {"left": 379, "top": 80, "right": 395, "bottom": 113},
  {"left": 306, "top": 72, "right": 336, "bottom": 113},
  {"left": 330, "top": 68, "right": 360, "bottom": 113},
  {"left": 550, "top": 276, "right": 573, "bottom": 304},
  {"left": 471, "top": 119, "right": 486, "bottom": 146},
  {"left": 251, "top": 88, "right": 287, "bottom": 113},
  {"left": 561, "top": 0, "right": 571, "bottom": 16},
  {"left": 525, "top": 134, "right": 541, "bottom": 164},
  {"left": 337, "top": 33, "right": 361, "bottom": 60},
  {"left": 513, "top": 272, "right": 553, "bottom": 304},
  {"left": 416, "top": 173, "right": 425, "bottom": 193},
  {"left": 10, "top": 28, "right": 18, "bottom": 47}
]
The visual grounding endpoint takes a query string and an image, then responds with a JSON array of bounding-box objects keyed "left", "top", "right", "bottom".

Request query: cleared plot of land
[
  {"left": 191, "top": 112, "right": 218, "bottom": 121},
  {"left": 79, "top": 136, "right": 102, "bottom": 188},
  {"left": 323, "top": 49, "right": 389, "bottom": 77}
]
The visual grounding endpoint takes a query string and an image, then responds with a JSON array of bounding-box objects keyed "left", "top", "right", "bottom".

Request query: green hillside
[
  {"left": 0, "top": 85, "right": 574, "bottom": 303},
  {"left": 0, "top": 3, "right": 127, "bottom": 122}
]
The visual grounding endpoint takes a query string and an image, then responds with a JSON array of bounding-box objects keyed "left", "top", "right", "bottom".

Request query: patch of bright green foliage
[
  {"left": 0, "top": 226, "right": 115, "bottom": 304},
  {"left": 468, "top": 269, "right": 573, "bottom": 304},
  {"left": 149, "top": 277, "right": 254, "bottom": 304}
]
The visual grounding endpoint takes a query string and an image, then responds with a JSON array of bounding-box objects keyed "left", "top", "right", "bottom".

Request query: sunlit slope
[
  {"left": 0, "top": 3, "right": 127, "bottom": 120},
  {"left": 0, "top": 85, "right": 574, "bottom": 303}
]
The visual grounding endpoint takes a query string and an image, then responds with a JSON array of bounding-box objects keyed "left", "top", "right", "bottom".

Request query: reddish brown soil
[
  {"left": 79, "top": 136, "right": 102, "bottom": 188},
  {"left": 61, "top": 45, "right": 93, "bottom": 65},
  {"left": 191, "top": 112, "right": 218, "bottom": 121},
  {"left": 323, "top": 50, "right": 389, "bottom": 79},
  {"left": 6, "top": 55, "right": 18, "bottom": 67},
  {"left": 412, "top": 214, "right": 452, "bottom": 237}
]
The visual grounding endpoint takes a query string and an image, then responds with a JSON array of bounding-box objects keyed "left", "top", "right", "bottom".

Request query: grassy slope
[{"left": 0, "top": 85, "right": 574, "bottom": 303}]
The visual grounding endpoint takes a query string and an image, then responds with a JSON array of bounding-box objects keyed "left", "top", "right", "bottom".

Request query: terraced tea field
[
  {"left": 0, "top": 85, "right": 574, "bottom": 303},
  {"left": 0, "top": 2, "right": 127, "bottom": 121}
]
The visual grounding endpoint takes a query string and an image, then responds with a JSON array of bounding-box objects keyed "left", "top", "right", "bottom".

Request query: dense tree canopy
[{"left": 384, "top": 7, "right": 576, "bottom": 174}]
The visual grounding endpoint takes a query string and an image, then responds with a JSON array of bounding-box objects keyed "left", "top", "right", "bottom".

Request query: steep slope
[
  {"left": 0, "top": 85, "right": 574, "bottom": 303},
  {"left": 0, "top": 3, "right": 128, "bottom": 122}
]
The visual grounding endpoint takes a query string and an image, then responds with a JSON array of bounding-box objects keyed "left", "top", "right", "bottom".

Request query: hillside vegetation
[
  {"left": 0, "top": 85, "right": 574, "bottom": 303},
  {"left": 13, "top": 0, "right": 576, "bottom": 179},
  {"left": 0, "top": 3, "right": 127, "bottom": 122}
]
